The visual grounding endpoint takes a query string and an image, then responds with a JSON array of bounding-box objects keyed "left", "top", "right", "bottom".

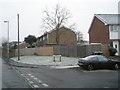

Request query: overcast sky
[{"left": 0, "top": 0, "right": 119, "bottom": 44}]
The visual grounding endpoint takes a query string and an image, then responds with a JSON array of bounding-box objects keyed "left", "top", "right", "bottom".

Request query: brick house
[
  {"left": 37, "top": 26, "right": 77, "bottom": 46},
  {"left": 19, "top": 42, "right": 28, "bottom": 49},
  {"left": 88, "top": 14, "right": 120, "bottom": 56}
]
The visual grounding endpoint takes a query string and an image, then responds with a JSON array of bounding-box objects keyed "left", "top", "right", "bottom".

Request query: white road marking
[
  {"left": 29, "top": 81, "right": 34, "bottom": 84},
  {"left": 30, "top": 75, "right": 34, "bottom": 78},
  {"left": 26, "top": 78, "right": 30, "bottom": 81},
  {"left": 26, "top": 73, "right": 48, "bottom": 88},
  {"left": 38, "top": 80, "right": 42, "bottom": 83},
  {"left": 21, "top": 74, "right": 25, "bottom": 76},
  {"left": 28, "top": 74, "right": 32, "bottom": 76},
  {"left": 33, "top": 84, "right": 39, "bottom": 88},
  {"left": 42, "top": 83, "right": 48, "bottom": 87},
  {"left": 34, "top": 77, "right": 38, "bottom": 80}
]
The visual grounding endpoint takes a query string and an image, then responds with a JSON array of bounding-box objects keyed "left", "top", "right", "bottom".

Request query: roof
[
  {"left": 48, "top": 26, "right": 74, "bottom": 33},
  {"left": 38, "top": 26, "right": 75, "bottom": 39},
  {"left": 95, "top": 14, "right": 120, "bottom": 25}
]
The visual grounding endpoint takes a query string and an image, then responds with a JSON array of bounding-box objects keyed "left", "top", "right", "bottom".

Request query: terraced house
[
  {"left": 89, "top": 14, "right": 120, "bottom": 56},
  {"left": 37, "top": 26, "right": 77, "bottom": 46}
]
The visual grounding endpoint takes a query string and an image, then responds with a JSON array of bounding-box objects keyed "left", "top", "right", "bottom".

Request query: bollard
[
  {"left": 53, "top": 55, "right": 62, "bottom": 62},
  {"left": 60, "top": 55, "right": 61, "bottom": 62},
  {"left": 53, "top": 55, "right": 55, "bottom": 62}
]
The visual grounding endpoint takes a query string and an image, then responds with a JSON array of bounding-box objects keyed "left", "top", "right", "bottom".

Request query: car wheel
[
  {"left": 114, "top": 63, "right": 119, "bottom": 70},
  {"left": 87, "top": 64, "right": 94, "bottom": 70}
]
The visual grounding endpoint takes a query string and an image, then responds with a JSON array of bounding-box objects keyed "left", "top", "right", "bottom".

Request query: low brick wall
[{"left": 101, "top": 44, "right": 109, "bottom": 57}]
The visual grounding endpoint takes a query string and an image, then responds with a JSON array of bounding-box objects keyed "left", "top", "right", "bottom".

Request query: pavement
[
  {"left": 2, "top": 58, "right": 31, "bottom": 88},
  {"left": 4, "top": 55, "right": 79, "bottom": 68}
]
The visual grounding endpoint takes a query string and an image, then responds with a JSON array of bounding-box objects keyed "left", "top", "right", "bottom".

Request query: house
[
  {"left": 88, "top": 14, "right": 120, "bottom": 56},
  {"left": 36, "top": 26, "right": 77, "bottom": 46},
  {"left": 9, "top": 41, "right": 22, "bottom": 49},
  {"left": 77, "top": 40, "right": 89, "bottom": 45},
  {"left": 9, "top": 41, "right": 28, "bottom": 49},
  {"left": 19, "top": 42, "right": 28, "bottom": 49}
]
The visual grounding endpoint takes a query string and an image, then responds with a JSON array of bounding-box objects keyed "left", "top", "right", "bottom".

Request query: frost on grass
[{"left": 11, "top": 55, "right": 79, "bottom": 66}]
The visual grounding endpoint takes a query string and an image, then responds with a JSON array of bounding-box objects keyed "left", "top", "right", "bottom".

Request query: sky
[{"left": 0, "top": 0, "right": 119, "bottom": 44}]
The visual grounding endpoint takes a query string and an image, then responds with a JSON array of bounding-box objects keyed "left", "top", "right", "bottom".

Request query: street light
[
  {"left": 17, "top": 14, "right": 20, "bottom": 61},
  {"left": 4, "top": 20, "right": 9, "bottom": 59}
]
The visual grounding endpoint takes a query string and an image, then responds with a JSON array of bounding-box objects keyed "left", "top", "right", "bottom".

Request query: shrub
[{"left": 109, "top": 47, "right": 117, "bottom": 56}]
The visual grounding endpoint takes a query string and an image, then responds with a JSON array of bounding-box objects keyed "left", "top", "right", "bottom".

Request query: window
[
  {"left": 91, "top": 57, "right": 98, "bottom": 60},
  {"left": 115, "top": 44, "right": 117, "bottom": 49},
  {"left": 43, "top": 36, "right": 45, "bottom": 40},
  {"left": 110, "top": 25, "right": 118, "bottom": 31},
  {"left": 40, "top": 38, "right": 42, "bottom": 41},
  {"left": 97, "top": 56, "right": 108, "bottom": 61},
  {"left": 84, "top": 56, "right": 97, "bottom": 60}
]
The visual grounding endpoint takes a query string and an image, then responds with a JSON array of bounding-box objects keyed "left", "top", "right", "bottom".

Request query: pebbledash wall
[{"left": 11, "top": 44, "right": 108, "bottom": 58}]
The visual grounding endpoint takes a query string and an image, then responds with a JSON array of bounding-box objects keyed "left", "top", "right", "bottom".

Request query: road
[
  {"left": 1, "top": 57, "right": 119, "bottom": 88},
  {"left": 0, "top": 57, "right": 2, "bottom": 90},
  {"left": 15, "top": 65, "right": 119, "bottom": 88},
  {"left": 2, "top": 58, "right": 31, "bottom": 88}
]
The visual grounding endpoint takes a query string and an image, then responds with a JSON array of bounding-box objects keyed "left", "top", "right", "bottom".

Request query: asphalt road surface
[
  {"left": 1, "top": 57, "right": 119, "bottom": 89},
  {"left": 0, "top": 57, "right": 2, "bottom": 90},
  {"left": 2, "top": 58, "right": 31, "bottom": 88},
  {"left": 14, "top": 65, "right": 119, "bottom": 88}
]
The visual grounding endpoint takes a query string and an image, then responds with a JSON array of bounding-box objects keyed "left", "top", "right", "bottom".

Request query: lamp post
[
  {"left": 17, "top": 14, "right": 20, "bottom": 61},
  {"left": 4, "top": 20, "right": 9, "bottom": 59}
]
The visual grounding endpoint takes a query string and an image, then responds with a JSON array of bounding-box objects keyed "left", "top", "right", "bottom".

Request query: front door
[{"left": 113, "top": 41, "right": 119, "bottom": 56}]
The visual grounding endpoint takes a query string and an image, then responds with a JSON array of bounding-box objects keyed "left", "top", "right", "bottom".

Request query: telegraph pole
[{"left": 17, "top": 14, "right": 20, "bottom": 61}]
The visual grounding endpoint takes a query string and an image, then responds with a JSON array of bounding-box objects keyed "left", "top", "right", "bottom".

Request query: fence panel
[
  {"left": 77, "top": 45, "right": 87, "bottom": 57},
  {"left": 60, "top": 46, "right": 69, "bottom": 56},
  {"left": 41, "top": 46, "right": 53, "bottom": 56},
  {"left": 53, "top": 45, "right": 61, "bottom": 55},
  {"left": 8, "top": 44, "right": 104, "bottom": 58},
  {"left": 68, "top": 46, "right": 77, "bottom": 57}
]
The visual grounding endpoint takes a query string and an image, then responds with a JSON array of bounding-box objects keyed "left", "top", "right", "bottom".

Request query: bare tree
[
  {"left": 41, "top": 4, "right": 71, "bottom": 44},
  {"left": 76, "top": 31, "right": 84, "bottom": 44},
  {"left": 2, "top": 37, "right": 8, "bottom": 48}
]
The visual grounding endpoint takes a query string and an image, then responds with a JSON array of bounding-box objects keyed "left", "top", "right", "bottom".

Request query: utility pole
[{"left": 17, "top": 14, "right": 20, "bottom": 61}]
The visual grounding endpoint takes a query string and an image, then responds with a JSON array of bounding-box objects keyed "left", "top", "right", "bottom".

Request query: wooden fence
[{"left": 2, "top": 44, "right": 109, "bottom": 58}]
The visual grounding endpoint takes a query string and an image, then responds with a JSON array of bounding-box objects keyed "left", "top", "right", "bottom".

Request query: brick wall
[
  {"left": 89, "top": 17, "right": 110, "bottom": 44},
  {"left": 48, "top": 27, "right": 77, "bottom": 45},
  {"left": 101, "top": 44, "right": 109, "bottom": 57}
]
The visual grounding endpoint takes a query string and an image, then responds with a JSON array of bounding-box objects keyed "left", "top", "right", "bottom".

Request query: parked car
[{"left": 78, "top": 55, "right": 120, "bottom": 70}]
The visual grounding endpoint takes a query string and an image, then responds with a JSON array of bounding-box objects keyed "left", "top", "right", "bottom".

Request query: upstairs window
[
  {"left": 110, "top": 25, "right": 118, "bottom": 31},
  {"left": 40, "top": 38, "right": 42, "bottom": 41}
]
